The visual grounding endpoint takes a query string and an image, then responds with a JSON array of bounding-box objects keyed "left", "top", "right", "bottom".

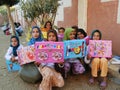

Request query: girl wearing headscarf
[
  {"left": 64, "top": 28, "right": 85, "bottom": 78},
  {"left": 5, "top": 36, "right": 23, "bottom": 71},
  {"left": 19, "top": 26, "right": 43, "bottom": 83},
  {"left": 28, "top": 26, "right": 43, "bottom": 45},
  {"left": 85, "top": 30, "right": 109, "bottom": 89}
]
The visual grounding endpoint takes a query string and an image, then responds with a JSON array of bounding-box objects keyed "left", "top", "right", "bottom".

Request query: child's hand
[
  {"left": 58, "top": 62, "right": 64, "bottom": 64},
  {"left": 87, "top": 54, "right": 92, "bottom": 60},
  {"left": 34, "top": 61, "right": 40, "bottom": 67},
  {"left": 107, "top": 57, "right": 112, "bottom": 61},
  {"left": 107, "top": 55, "right": 112, "bottom": 61},
  {"left": 11, "top": 57, "right": 17, "bottom": 62}
]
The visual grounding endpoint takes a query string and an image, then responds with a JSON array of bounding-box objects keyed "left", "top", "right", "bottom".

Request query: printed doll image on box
[
  {"left": 38, "top": 52, "right": 48, "bottom": 61},
  {"left": 26, "top": 47, "right": 35, "bottom": 60},
  {"left": 52, "top": 51, "right": 62, "bottom": 61}
]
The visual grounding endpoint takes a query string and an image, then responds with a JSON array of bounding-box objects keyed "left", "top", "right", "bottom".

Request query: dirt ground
[{"left": 0, "top": 30, "right": 120, "bottom": 90}]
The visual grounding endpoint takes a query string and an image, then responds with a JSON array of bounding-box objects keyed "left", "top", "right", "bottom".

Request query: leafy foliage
[
  {"left": 0, "top": 6, "right": 7, "bottom": 15},
  {"left": 20, "top": 0, "right": 60, "bottom": 27},
  {"left": 0, "top": 6, "right": 15, "bottom": 15}
]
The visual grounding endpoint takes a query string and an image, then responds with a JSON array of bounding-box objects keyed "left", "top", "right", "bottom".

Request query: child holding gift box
[
  {"left": 76, "top": 28, "right": 91, "bottom": 72},
  {"left": 85, "top": 30, "right": 110, "bottom": 89},
  {"left": 38, "top": 29, "right": 64, "bottom": 90},
  {"left": 64, "top": 28, "right": 85, "bottom": 78},
  {"left": 5, "top": 36, "right": 23, "bottom": 71},
  {"left": 19, "top": 26, "right": 44, "bottom": 83}
]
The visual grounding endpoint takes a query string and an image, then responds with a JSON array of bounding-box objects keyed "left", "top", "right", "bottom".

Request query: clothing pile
[{"left": 111, "top": 56, "right": 120, "bottom": 64}]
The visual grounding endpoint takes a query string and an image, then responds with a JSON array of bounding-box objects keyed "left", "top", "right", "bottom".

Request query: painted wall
[
  {"left": 78, "top": 0, "right": 87, "bottom": 31},
  {"left": 56, "top": 0, "right": 87, "bottom": 30},
  {"left": 55, "top": 0, "right": 72, "bottom": 26},
  {"left": 57, "top": 0, "right": 78, "bottom": 28},
  {"left": 87, "top": 0, "right": 120, "bottom": 55}
]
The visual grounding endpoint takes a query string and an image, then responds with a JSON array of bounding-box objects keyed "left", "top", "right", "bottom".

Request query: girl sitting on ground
[
  {"left": 5, "top": 36, "right": 23, "bottom": 71},
  {"left": 38, "top": 29, "right": 64, "bottom": 90},
  {"left": 64, "top": 28, "right": 85, "bottom": 78},
  {"left": 85, "top": 29, "right": 111, "bottom": 89}
]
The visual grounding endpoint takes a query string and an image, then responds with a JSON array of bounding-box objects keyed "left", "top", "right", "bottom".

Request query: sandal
[
  {"left": 100, "top": 81, "right": 107, "bottom": 89},
  {"left": 88, "top": 78, "right": 94, "bottom": 84}
]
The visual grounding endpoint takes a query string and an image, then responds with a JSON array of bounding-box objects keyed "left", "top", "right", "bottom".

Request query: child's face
[
  {"left": 11, "top": 38, "right": 18, "bottom": 47},
  {"left": 69, "top": 31, "right": 75, "bottom": 40},
  {"left": 46, "top": 23, "right": 51, "bottom": 30},
  {"left": 77, "top": 32, "right": 85, "bottom": 39},
  {"left": 48, "top": 32, "right": 57, "bottom": 41},
  {"left": 32, "top": 28, "right": 40, "bottom": 39},
  {"left": 58, "top": 29, "right": 64, "bottom": 34},
  {"left": 93, "top": 32, "right": 100, "bottom": 40},
  {"left": 73, "top": 29, "right": 77, "bottom": 35}
]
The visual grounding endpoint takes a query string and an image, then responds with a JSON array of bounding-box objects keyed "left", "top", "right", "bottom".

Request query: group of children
[{"left": 5, "top": 21, "right": 110, "bottom": 90}]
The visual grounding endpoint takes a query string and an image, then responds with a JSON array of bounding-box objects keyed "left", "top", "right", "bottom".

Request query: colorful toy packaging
[
  {"left": 18, "top": 46, "right": 35, "bottom": 65},
  {"left": 89, "top": 40, "right": 112, "bottom": 58},
  {"left": 35, "top": 42, "right": 64, "bottom": 63},
  {"left": 6, "top": 60, "right": 21, "bottom": 72},
  {"left": 64, "top": 40, "right": 86, "bottom": 59}
]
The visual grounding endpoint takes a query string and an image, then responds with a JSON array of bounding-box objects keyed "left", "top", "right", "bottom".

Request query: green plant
[
  {"left": 20, "top": 0, "right": 60, "bottom": 41},
  {"left": 20, "top": 0, "right": 60, "bottom": 27}
]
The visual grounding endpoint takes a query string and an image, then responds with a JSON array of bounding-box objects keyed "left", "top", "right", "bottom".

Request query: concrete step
[
  {"left": 108, "top": 59, "right": 120, "bottom": 84},
  {"left": 108, "top": 63, "right": 120, "bottom": 78}
]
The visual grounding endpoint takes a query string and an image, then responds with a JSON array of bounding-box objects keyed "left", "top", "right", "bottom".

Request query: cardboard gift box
[
  {"left": 35, "top": 42, "right": 64, "bottom": 63},
  {"left": 64, "top": 40, "right": 86, "bottom": 59},
  {"left": 6, "top": 60, "right": 21, "bottom": 72},
  {"left": 18, "top": 46, "right": 35, "bottom": 65},
  {"left": 89, "top": 40, "right": 112, "bottom": 58}
]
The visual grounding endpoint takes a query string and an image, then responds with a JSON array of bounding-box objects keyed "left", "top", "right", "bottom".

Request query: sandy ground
[{"left": 0, "top": 30, "right": 120, "bottom": 90}]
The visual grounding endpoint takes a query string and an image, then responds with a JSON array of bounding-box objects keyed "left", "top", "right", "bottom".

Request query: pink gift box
[
  {"left": 35, "top": 42, "right": 64, "bottom": 63},
  {"left": 18, "top": 46, "right": 35, "bottom": 65},
  {"left": 89, "top": 40, "right": 112, "bottom": 58}
]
